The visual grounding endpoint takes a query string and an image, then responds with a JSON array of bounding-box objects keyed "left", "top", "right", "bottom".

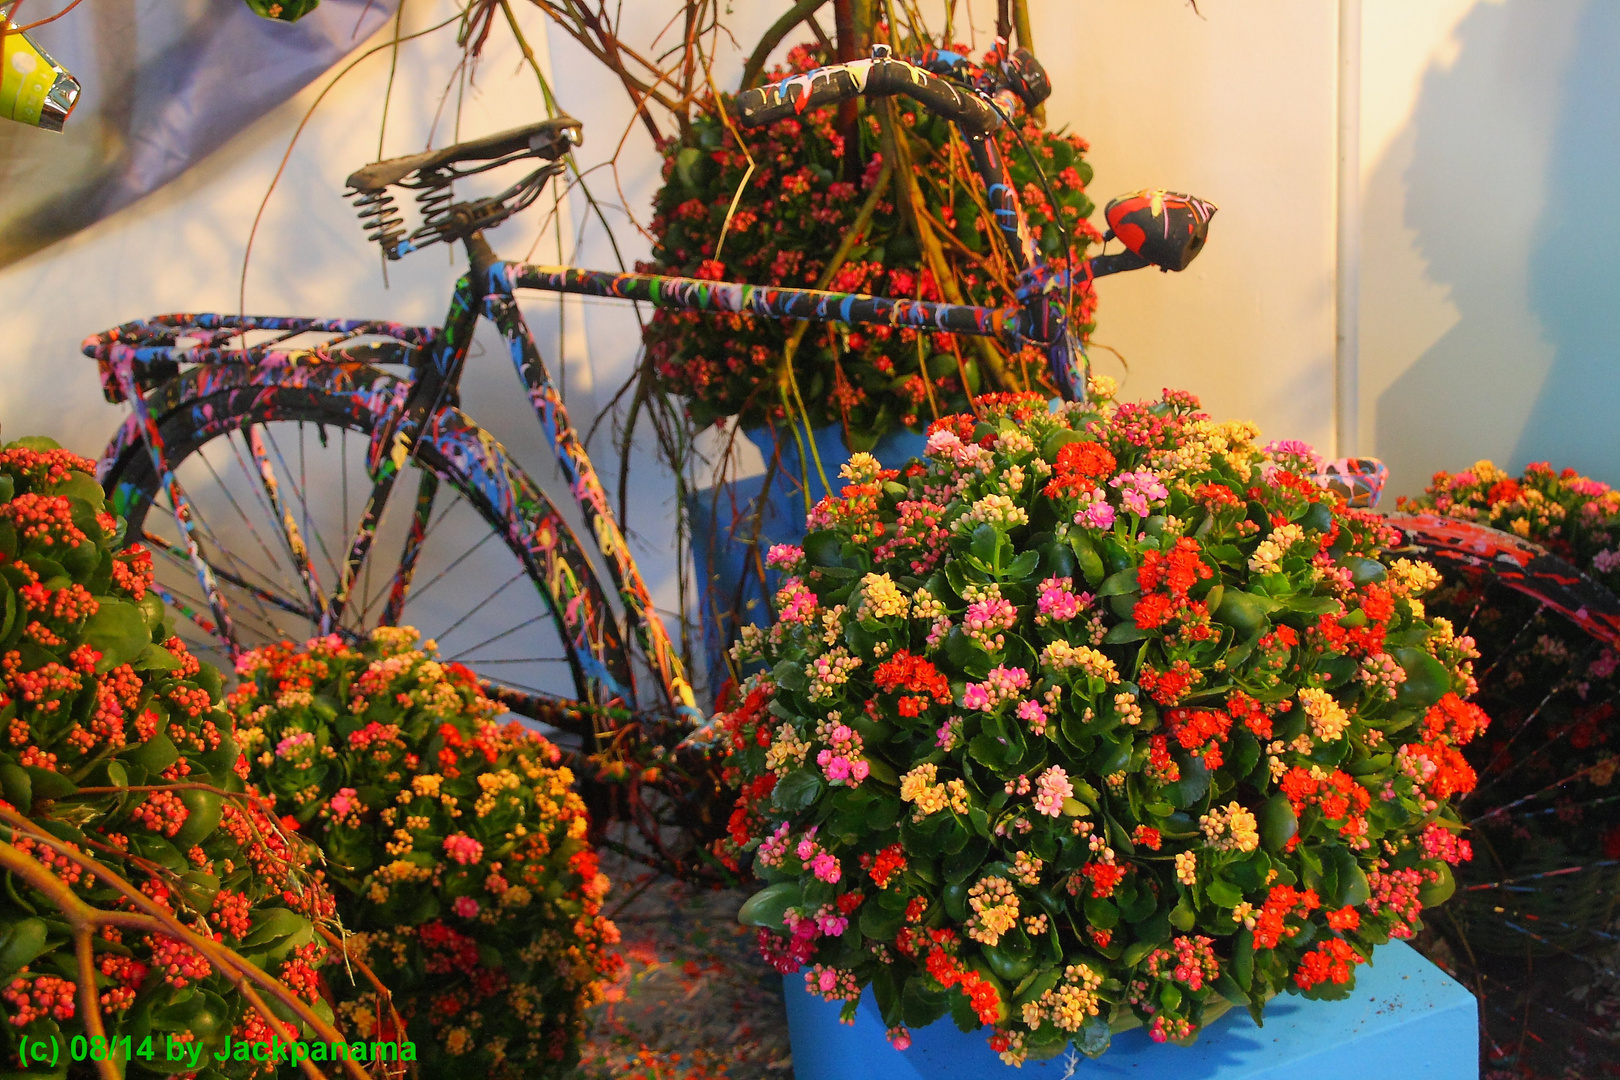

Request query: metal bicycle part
[
  {"left": 97, "top": 362, "right": 633, "bottom": 747},
  {"left": 1392, "top": 523, "right": 1620, "bottom": 1072}
]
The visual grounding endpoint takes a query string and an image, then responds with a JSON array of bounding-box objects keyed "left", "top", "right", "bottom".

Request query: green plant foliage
[
  {"left": 230, "top": 629, "right": 625, "bottom": 1079},
  {"left": 0, "top": 436, "right": 342, "bottom": 1077},
  {"left": 715, "top": 390, "right": 1486, "bottom": 1062},
  {"left": 241, "top": 0, "right": 321, "bottom": 22},
  {"left": 644, "top": 42, "right": 1098, "bottom": 448}
]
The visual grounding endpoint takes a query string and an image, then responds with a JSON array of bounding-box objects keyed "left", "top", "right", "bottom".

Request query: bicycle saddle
[{"left": 346, "top": 116, "right": 582, "bottom": 193}]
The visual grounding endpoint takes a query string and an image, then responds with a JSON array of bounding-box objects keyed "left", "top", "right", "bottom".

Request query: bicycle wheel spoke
[
  {"left": 433, "top": 569, "right": 528, "bottom": 644},
  {"left": 205, "top": 430, "right": 311, "bottom": 603},
  {"left": 263, "top": 425, "right": 343, "bottom": 584},
  {"left": 153, "top": 482, "right": 285, "bottom": 635},
  {"left": 444, "top": 612, "right": 558, "bottom": 663},
  {"left": 393, "top": 527, "right": 501, "bottom": 610},
  {"left": 243, "top": 426, "right": 330, "bottom": 623},
  {"left": 144, "top": 531, "right": 317, "bottom": 628}
]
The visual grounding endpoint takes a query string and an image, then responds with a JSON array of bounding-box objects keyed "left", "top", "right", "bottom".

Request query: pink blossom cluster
[
  {"left": 1033, "top": 765, "right": 1075, "bottom": 817},
  {"left": 442, "top": 832, "right": 484, "bottom": 866},
  {"left": 1109, "top": 469, "right": 1169, "bottom": 517},
  {"left": 1418, "top": 823, "right": 1473, "bottom": 865},
  {"left": 1073, "top": 486, "right": 1116, "bottom": 531},
  {"left": 766, "top": 544, "right": 805, "bottom": 570},
  {"left": 1035, "top": 576, "right": 1089, "bottom": 624},
  {"left": 776, "top": 579, "right": 819, "bottom": 624},
  {"left": 962, "top": 665, "right": 1031, "bottom": 712},
  {"left": 1016, "top": 698, "right": 1049, "bottom": 736},
  {"left": 964, "top": 594, "right": 1018, "bottom": 651},
  {"left": 816, "top": 723, "right": 871, "bottom": 786}
]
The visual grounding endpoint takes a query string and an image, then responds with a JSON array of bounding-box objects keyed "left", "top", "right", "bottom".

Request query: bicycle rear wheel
[
  {"left": 99, "top": 362, "right": 633, "bottom": 740},
  {"left": 1393, "top": 519, "right": 1620, "bottom": 1076}
]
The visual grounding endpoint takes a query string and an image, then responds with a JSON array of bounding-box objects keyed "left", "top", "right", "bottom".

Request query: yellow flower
[{"left": 1299, "top": 686, "right": 1350, "bottom": 742}]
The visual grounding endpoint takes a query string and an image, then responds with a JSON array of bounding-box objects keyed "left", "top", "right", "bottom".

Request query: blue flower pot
[
  {"left": 782, "top": 941, "right": 1477, "bottom": 1080},
  {"left": 688, "top": 423, "right": 928, "bottom": 696}
]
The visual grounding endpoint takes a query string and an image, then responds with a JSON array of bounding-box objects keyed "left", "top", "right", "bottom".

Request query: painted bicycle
[{"left": 81, "top": 44, "right": 1211, "bottom": 873}]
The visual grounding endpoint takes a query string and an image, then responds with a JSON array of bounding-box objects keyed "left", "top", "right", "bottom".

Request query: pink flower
[
  {"left": 1036, "top": 576, "right": 1085, "bottom": 622},
  {"left": 452, "top": 896, "right": 480, "bottom": 918},
  {"left": 328, "top": 787, "right": 358, "bottom": 818},
  {"left": 1033, "top": 765, "right": 1074, "bottom": 817},
  {"left": 1078, "top": 499, "right": 1116, "bottom": 531},
  {"left": 442, "top": 833, "right": 484, "bottom": 866},
  {"left": 1110, "top": 469, "right": 1169, "bottom": 517},
  {"left": 766, "top": 544, "right": 805, "bottom": 569},
  {"left": 887, "top": 1026, "right": 912, "bottom": 1051},
  {"left": 810, "top": 852, "right": 842, "bottom": 883},
  {"left": 1017, "top": 699, "right": 1049, "bottom": 736}
]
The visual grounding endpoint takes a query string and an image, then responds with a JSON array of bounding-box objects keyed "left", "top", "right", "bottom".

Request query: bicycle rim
[
  {"left": 1407, "top": 563, "right": 1620, "bottom": 1077},
  {"left": 102, "top": 382, "right": 624, "bottom": 743}
]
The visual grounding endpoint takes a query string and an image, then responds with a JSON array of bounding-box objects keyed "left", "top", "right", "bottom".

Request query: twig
[{"left": 739, "top": 0, "right": 828, "bottom": 90}]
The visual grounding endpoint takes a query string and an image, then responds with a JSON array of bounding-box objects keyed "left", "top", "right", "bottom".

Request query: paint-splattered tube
[{"left": 2, "top": 25, "right": 80, "bottom": 131}]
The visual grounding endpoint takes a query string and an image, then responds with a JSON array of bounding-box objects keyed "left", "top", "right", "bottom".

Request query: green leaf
[
  {"left": 772, "top": 768, "right": 822, "bottom": 812},
  {"left": 0, "top": 763, "right": 31, "bottom": 810},
  {"left": 240, "top": 907, "right": 310, "bottom": 949},
  {"left": 901, "top": 973, "right": 950, "bottom": 1029},
  {"left": 82, "top": 599, "right": 152, "bottom": 672},
  {"left": 1003, "top": 550, "right": 1040, "bottom": 581},
  {"left": 133, "top": 641, "right": 183, "bottom": 672},
  {"left": 1096, "top": 566, "right": 1140, "bottom": 598},
  {"left": 1214, "top": 590, "right": 1271, "bottom": 637},
  {"left": 970, "top": 523, "right": 1000, "bottom": 566},
  {"left": 1077, "top": 1015, "right": 1112, "bottom": 1058},
  {"left": 124, "top": 731, "right": 179, "bottom": 776},
  {"left": 24, "top": 767, "right": 76, "bottom": 801},
  {"left": 0, "top": 917, "right": 49, "bottom": 977},
  {"left": 1083, "top": 896, "right": 1118, "bottom": 929},
  {"left": 1070, "top": 536, "right": 1106, "bottom": 584},
  {"left": 1418, "top": 861, "right": 1456, "bottom": 907},
  {"left": 738, "top": 882, "right": 803, "bottom": 930},
  {"left": 1393, "top": 647, "right": 1451, "bottom": 710},
  {"left": 1206, "top": 877, "right": 1244, "bottom": 909},
  {"left": 172, "top": 789, "right": 224, "bottom": 850},
  {"left": 1260, "top": 793, "right": 1299, "bottom": 853},
  {"left": 1103, "top": 622, "right": 1151, "bottom": 644}
]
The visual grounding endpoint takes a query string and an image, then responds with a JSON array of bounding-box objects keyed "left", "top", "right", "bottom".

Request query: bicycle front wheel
[{"left": 99, "top": 362, "right": 635, "bottom": 735}]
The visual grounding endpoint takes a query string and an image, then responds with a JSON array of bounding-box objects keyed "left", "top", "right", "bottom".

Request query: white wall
[{"left": 1359, "top": 0, "right": 1620, "bottom": 497}]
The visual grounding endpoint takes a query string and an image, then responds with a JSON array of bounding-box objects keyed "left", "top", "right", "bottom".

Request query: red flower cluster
[
  {"left": 1280, "top": 766, "right": 1371, "bottom": 833},
  {"left": 873, "top": 650, "right": 953, "bottom": 717},
  {"left": 1293, "top": 938, "right": 1363, "bottom": 991},
  {"left": 1164, "top": 707, "right": 1233, "bottom": 768},
  {"left": 1043, "top": 440, "right": 1118, "bottom": 498},
  {"left": 1253, "top": 884, "right": 1321, "bottom": 950}
]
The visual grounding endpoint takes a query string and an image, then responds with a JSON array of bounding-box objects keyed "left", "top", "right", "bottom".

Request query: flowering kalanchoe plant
[
  {"left": 644, "top": 42, "right": 1099, "bottom": 444},
  {"left": 230, "top": 628, "right": 624, "bottom": 1080},
  {"left": 718, "top": 388, "right": 1486, "bottom": 1063},
  {"left": 1401, "top": 462, "right": 1620, "bottom": 863},
  {"left": 0, "top": 436, "right": 343, "bottom": 1077}
]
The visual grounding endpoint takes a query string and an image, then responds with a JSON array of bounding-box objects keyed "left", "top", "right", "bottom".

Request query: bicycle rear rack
[{"left": 83, "top": 313, "right": 438, "bottom": 404}]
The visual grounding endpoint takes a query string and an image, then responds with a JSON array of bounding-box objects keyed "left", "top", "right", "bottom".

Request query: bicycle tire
[
  {"left": 1390, "top": 517, "right": 1620, "bottom": 1076},
  {"left": 97, "top": 360, "right": 634, "bottom": 738}
]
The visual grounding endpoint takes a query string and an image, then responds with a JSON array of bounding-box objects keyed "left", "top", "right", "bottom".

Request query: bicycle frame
[{"left": 91, "top": 48, "right": 1203, "bottom": 729}]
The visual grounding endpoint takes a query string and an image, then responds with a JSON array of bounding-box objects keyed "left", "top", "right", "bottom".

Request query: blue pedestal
[
  {"left": 783, "top": 942, "right": 1477, "bottom": 1080},
  {"left": 689, "top": 424, "right": 928, "bottom": 692}
]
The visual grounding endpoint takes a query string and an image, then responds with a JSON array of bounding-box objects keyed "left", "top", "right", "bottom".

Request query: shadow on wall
[{"left": 1373, "top": 0, "right": 1620, "bottom": 492}]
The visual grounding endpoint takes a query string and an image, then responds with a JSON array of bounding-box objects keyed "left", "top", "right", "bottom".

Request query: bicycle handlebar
[{"left": 734, "top": 45, "right": 1003, "bottom": 135}]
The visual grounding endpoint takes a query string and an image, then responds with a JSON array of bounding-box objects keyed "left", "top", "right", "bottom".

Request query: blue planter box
[
  {"left": 688, "top": 425, "right": 927, "bottom": 692},
  {"left": 783, "top": 941, "right": 1477, "bottom": 1080}
]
